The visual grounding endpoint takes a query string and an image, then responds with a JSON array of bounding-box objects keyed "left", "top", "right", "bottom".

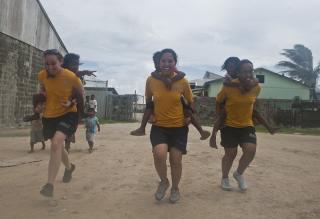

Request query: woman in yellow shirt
[
  {"left": 38, "top": 49, "right": 84, "bottom": 197},
  {"left": 216, "top": 59, "right": 261, "bottom": 192},
  {"left": 145, "top": 48, "right": 193, "bottom": 203}
]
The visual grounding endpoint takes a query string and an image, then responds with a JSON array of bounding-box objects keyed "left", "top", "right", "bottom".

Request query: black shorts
[
  {"left": 42, "top": 112, "right": 78, "bottom": 140},
  {"left": 150, "top": 125, "right": 189, "bottom": 154},
  {"left": 220, "top": 126, "right": 257, "bottom": 148}
]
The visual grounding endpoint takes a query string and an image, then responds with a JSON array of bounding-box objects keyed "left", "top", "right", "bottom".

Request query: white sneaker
[
  {"left": 233, "top": 171, "right": 247, "bottom": 191},
  {"left": 221, "top": 178, "right": 232, "bottom": 191}
]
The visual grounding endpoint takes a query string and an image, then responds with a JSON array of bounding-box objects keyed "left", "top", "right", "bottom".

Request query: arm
[
  {"left": 252, "top": 106, "right": 276, "bottom": 135},
  {"left": 96, "top": 118, "right": 100, "bottom": 132}
]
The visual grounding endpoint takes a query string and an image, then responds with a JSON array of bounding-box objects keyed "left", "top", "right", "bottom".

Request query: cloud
[{"left": 41, "top": 0, "right": 320, "bottom": 94}]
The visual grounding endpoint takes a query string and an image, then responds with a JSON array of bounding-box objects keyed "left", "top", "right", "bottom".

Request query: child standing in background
[
  {"left": 84, "top": 108, "right": 100, "bottom": 153},
  {"left": 29, "top": 103, "right": 46, "bottom": 153}
]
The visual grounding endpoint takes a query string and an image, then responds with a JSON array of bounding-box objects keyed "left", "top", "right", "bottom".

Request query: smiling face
[
  {"left": 45, "top": 54, "right": 63, "bottom": 76},
  {"left": 238, "top": 62, "right": 254, "bottom": 85},
  {"left": 159, "top": 52, "right": 177, "bottom": 76}
]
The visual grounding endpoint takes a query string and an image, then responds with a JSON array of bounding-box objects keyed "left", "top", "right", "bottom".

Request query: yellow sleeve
[
  {"left": 145, "top": 77, "right": 152, "bottom": 100},
  {"left": 183, "top": 79, "right": 193, "bottom": 104},
  {"left": 38, "top": 70, "right": 45, "bottom": 83},
  {"left": 216, "top": 86, "right": 227, "bottom": 103},
  {"left": 253, "top": 85, "right": 261, "bottom": 97}
]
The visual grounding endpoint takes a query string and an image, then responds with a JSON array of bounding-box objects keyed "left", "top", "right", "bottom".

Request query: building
[
  {"left": 203, "top": 68, "right": 310, "bottom": 100},
  {"left": 0, "top": 0, "right": 67, "bottom": 127},
  {"left": 189, "top": 71, "right": 223, "bottom": 96}
]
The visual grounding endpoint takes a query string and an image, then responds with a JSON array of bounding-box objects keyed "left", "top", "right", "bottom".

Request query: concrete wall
[
  {"left": 0, "top": 0, "right": 68, "bottom": 127},
  {"left": 0, "top": 0, "right": 67, "bottom": 53},
  {"left": 0, "top": 33, "right": 43, "bottom": 127}
]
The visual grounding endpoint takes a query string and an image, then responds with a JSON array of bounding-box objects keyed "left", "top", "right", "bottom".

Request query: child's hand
[{"left": 209, "top": 133, "right": 218, "bottom": 149}]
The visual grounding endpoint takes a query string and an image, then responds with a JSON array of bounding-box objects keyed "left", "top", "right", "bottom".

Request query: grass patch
[{"left": 255, "top": 126, "right": 320, "bottom": 136}]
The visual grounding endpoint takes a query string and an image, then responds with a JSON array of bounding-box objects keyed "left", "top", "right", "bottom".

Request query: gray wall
[
  {"left": 84, "top": 88, "right": 108, "bottom": 119},
  {"left": 0, "top": 0, "right": 68, "bottom": 127},
  {"left": 0, "top": 0, "right": 67, "bottom": 53}
]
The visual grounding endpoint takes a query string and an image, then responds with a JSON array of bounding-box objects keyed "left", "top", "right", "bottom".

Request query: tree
[{"left": 277, "top": 44, "right": 320, "bottom": 99}]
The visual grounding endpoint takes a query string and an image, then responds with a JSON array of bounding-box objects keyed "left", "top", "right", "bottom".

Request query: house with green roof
[{"left": 203, "top": 68, "right": 310, "bottom": 100}]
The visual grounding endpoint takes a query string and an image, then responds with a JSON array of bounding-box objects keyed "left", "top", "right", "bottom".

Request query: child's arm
[
  {"left": 96, "top": 119, "right": 100, "bottom": 132},
  {"left": 253, "top": 109, "right": 276, "bottom": 135}
]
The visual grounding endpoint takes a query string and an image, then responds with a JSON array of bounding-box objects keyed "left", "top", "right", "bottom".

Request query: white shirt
[{"left": 89, "top": 99, "right": 97, "bottom": 112}]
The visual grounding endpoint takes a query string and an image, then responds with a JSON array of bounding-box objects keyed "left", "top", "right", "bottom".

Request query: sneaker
[
  {"left": 40, "top": 183, "right": 54, "bottom": 197},
  {"left": 62, "top": 163, "right": 75, "bottom": 183},
  {"left": 154, "top": 179, "right": 170, "bottom": 201},
  {"left": 169, "top": 188, "right": 180, "bottom": 203},
  {"left": 233, "top": 171, "right": 247, "bottom": 191},
  {"left": 221, "top": 178, "right": 232, "bottom": 191}
]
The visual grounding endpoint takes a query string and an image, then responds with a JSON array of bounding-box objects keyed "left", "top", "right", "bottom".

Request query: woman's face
[
  {"left": 45, "top": 55, "right": 63, "bottom": 76},
  {"left": 238, "top": 63, "right": 254, "bottom": 84},
  {"left": 159, "top": 52, "right": 176, "bottom": 76}
]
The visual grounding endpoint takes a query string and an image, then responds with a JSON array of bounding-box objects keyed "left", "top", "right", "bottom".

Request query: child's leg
[
  {"left": 41, "top": 141, "right": 46, "bottom": 150},
  {"left": 29, "top": 143, "right": 35, "bottom": 153},
  {"left": 190, "top": 115, "right": 210, "bottom": 140},
  {"left": 130, "top": 109, "right": 153, "bottom": 136},
  {"left": 209, "top": 110, "right": 226, "bottom": 148},
  {"left": 88, "top": 141, "right": 94, "bottom": 153},
  {"left": 65, "top": 139, "right": 71, "bottom": 153}
]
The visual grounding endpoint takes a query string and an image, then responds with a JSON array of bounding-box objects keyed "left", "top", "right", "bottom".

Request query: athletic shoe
[
  {"left": 169, "top": 188, "right": 180, "bottom": 203},
  {"left": 62, "top": 163, "right": 75, "bottom": 183},
  {"left": 233, "top": 171, "right": 247, "bottom": 191},
  {"left": 154, "top": 179, "right": 170, "bottom": 201},
  {"left": 40, "top": 183, "right": 54, "bottom": 197},
  {"left": 221, "top": 178, "right": 232, "bottom": 191}
]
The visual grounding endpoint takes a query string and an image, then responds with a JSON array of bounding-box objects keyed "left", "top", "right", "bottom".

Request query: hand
[
  {"left": 209, "top": 134, "right": 218, "bottom": 149},
  {"left": 61, "top": 100, "right": 72, "bottom": 108},
  {"left": 79, "top": 70, "right": 96, "bottom": 77}
]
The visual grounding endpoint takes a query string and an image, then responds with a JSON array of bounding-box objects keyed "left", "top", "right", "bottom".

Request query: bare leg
[
  {"left": 29, "top": 143, "right": 35, "bottom": 153},
  {"left": 222, "top": 147, "right": 238, "bottom": 178},
  {"left": 41, "top": 141, "right": 46, "bottom": 150},
  {"left": 169, "top": 148, "right": 183, "bottom": 189},
  {"left": 65, "top": 140, "right": 71, "bottom": 153},
  {"left": 237, "top": 143, "right": 256, "bottom": 175},
  {"left": 88, "top": 141, "right": 94, "bottom": 153},
  {"left": 153, "top": 144, "right": 169, "bottom": 181},
  {"left": 47, "top": 131, "right": 67, "bottom": 184},
  {"left": 61, "top": 147, "right": 71, "bottom": 170}
]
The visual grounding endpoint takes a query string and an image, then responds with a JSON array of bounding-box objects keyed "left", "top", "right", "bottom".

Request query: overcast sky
[{"left": 41, "top": 0, "right": 320, "bottom": 94}]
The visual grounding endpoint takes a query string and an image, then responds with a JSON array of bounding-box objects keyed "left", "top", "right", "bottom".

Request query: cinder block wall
[{"left": 0, "top": 32, "right": 43, "bottom": 127}]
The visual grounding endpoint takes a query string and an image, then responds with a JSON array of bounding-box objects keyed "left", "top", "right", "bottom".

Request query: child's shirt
[{"left": 84, "top": 116, "right": 99, "bottom": 134}]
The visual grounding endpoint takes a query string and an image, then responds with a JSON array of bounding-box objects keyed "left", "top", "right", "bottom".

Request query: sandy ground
[{"left": 0, "top": 123, "right": 320, "bottom": 219}]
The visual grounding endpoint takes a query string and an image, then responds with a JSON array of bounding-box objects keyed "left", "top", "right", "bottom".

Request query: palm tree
[{"left": 277, "top": 44, "right": 320, "bottom": 99}]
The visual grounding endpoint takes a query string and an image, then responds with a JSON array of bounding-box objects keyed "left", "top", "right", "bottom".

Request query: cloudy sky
[{"left": 41, "top": 0, "right": 320, "bottom": 94}]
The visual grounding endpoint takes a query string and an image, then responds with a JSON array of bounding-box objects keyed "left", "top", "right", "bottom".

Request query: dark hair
[
  {"left": 237, "top": 59, "right": 253, "bottom": 72},
  {"left": 63, "top": 53, "right": 80, "bottom": 68},
  {"left": 153, "top": 51, "right": 161, "bottom": 70},
  {"left": 44, "top": 49, "right": 63, "bottom": 60},
  {"left": 221, "top": 57, "right": 240, "bottom": 71},
  {"left": 159, "top": 48, "right": 178, "bottom": 63},
  {"left": 91, "top": 94, "right": 95, "bottom": 98}
]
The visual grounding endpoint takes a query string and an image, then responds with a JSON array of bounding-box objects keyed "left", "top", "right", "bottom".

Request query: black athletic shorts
[
  {"left": 220, "top": 126, "right": 257, "bottom": 148},
  {"left": 42, "top": 112, "right": 78, "bottom": 140},
  {"left": 150, "top": 125, "right": 189, "bottom": 154}
]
